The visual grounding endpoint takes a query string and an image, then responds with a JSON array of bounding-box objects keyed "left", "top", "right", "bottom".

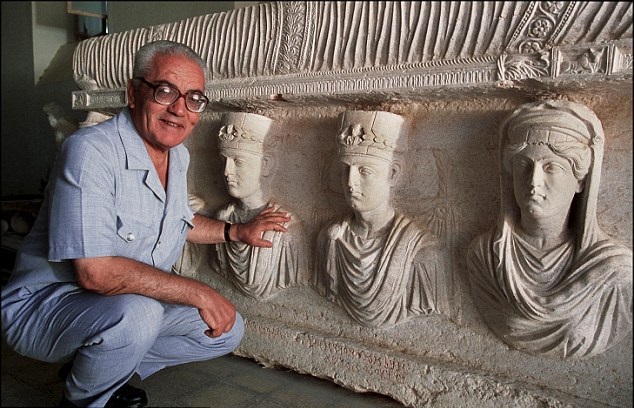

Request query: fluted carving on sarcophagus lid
[
  {"left": 300, "top": 2, "right": 530, "bottom": 71},
  {"left": 71, "top": 2, "right": 632, "bottom": 112}
]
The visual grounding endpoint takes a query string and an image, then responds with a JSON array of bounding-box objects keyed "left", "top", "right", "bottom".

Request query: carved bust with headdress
[
  {"left": 313, "top": 110, "right": 451, "bottom": 328},
  {"left": 212, "top": 112, "right": 310, "bottom": 300},
  {"left": 467, "top": 99, "right": 632, "bottom": 359}
]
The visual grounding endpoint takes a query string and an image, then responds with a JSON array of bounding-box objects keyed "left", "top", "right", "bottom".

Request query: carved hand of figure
[{"left": 233, "top": 205, "right": 290, "bottom": 248}]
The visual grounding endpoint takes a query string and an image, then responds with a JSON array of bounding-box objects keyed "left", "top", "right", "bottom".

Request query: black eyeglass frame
[{"left": 134, "top": 77, "right": 209, "bottom": 113}]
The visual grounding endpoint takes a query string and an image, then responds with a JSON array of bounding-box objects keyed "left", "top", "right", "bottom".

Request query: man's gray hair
[{"left": 133, "top": 40, "right": 208, "bottom": 82}]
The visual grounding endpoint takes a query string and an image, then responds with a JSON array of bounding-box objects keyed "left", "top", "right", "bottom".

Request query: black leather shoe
[
  {"left": 58, "top": 362, "right": 72, "bottom": 381},
  {"left": 58, "top": 385, "right": 148, "bottom": 408},
  {"left": 105, "top": 384, "right": 148, "bottom": 408},
  {"left": 59, "top": 395, "right": 80, "bottom": 408},
  {"left": 58, "top": 362, "right": 148, "bottom": 408}
]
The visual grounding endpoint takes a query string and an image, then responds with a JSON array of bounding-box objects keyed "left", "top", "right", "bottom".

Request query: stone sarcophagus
[{"left": 71, "top": 2, "right": 632, "bottom": 407}]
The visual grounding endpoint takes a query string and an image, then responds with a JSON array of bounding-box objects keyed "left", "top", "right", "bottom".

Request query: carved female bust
[{"left": 467, "top": 100, "right": 632, "bottom": 359}]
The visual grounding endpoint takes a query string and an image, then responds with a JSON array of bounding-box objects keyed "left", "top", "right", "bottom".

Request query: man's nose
[{"left": 167, "top": 94, "right": 188, "bottom": 115}]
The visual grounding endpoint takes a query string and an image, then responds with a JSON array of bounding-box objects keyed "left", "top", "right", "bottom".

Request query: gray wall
[
  {"left": 2, "top": 2, "right": 55, "bottom": 198},
  {"left": 1, "top": 1, "right": 246, "bottom": 198}
]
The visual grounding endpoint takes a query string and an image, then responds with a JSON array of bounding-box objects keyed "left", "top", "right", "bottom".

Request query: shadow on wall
[{"left": 38, "top": 42, "right": 78, "bottom": 85}]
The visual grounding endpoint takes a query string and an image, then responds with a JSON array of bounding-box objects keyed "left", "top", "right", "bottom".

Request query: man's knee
[{"left": 94, "top": 295, "right": 164, "bottom": 348}]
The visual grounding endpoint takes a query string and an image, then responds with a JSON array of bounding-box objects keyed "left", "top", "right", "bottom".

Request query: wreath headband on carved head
[
  {"left": 336, "top": 111, "right": 406, "bottom": 161},
  {"left": 218, "top": 112, "right": 273, "bottom": 154}
]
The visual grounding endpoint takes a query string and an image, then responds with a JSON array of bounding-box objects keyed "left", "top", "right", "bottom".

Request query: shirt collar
[{"left": 117, "top": 107, "right": 187, "bottom": 172}]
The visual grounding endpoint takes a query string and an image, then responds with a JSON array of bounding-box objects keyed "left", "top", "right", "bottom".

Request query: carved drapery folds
[
  {"left": 313, "top": 111, "right": 451, "bottom": 328},
  {"left": 467, "top": 100, "right": 633, "bottom": 359},
  {"left": 72, "top": 1, "right": 632, "bottom": 112},
  {"left": 212, "top": 113, "right": 310, "bottom": 300},
  {"left": 70, "top": 2, "right": 632, "bottom": 406}
]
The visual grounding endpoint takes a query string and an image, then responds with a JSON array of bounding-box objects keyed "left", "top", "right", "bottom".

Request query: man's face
[
  {"left": 127, "top": 54, "right": 205, "bottom": 152},
  {"left": 221, "top": 149, "right": 263, "bottom": 200},
  {"left": 340, "top": 154, "right": 393, "bottom": 214},
  {"left": 511, "top": 144, "right": 582, "bottom": 221}
]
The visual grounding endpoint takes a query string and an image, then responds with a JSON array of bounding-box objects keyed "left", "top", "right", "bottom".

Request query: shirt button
[{"left": 126, "top": 233, "right": 135, "bottom": 242}]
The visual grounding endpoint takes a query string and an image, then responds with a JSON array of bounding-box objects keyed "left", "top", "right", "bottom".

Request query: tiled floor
[{"left": 1, "top": 339, "right": 403, "bottom": 407}]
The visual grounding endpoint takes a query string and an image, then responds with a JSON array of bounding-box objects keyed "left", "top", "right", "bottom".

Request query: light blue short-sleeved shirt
[{"left": 2, "top": 108, "right": 194, "bottom": 294}]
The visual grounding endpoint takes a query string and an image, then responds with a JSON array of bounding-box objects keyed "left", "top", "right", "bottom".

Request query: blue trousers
[{"left": 1, "top": 283, "right": 245, "bottom": 407}]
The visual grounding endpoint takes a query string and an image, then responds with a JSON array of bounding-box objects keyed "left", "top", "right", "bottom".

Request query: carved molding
[
  {"left": 71, "top": 1, "right": 632, "bottom": 112},
  {"left": 71, "top": 44, "right": 633, "bottom": 112},
  {"left": 276, "top": 1, "right": 306, "bottom": 75}
]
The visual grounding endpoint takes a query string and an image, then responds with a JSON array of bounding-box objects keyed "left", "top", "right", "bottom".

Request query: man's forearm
[
  {"left": 187, "top": 214, "right": 230, "bottom": 244},
  {"left": 73, "top": 256, "right": 213, "bottom": 307}
]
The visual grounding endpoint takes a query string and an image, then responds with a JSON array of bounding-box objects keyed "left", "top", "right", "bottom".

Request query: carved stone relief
[
  {"left": 312, "top": 111, "right": 452, "bottom": 328},
  {"left": 71, "top": 1, "right": 632, "bottom": 112},
  {"left": 69, "top": 1, "right": 632, "bottom": 406},
  {"left": 467, "top": 99, "right": 633, "bottom": 359},
  {"left": 210, "top": 112, "right": 310, "bottom": 300}
]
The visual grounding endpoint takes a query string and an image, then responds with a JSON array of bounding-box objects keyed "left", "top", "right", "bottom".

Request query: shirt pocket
[
  {"left": 115, "top": 213, "right": 158, "bottom": 261},
  {"left": 165, "top": 213, "right": 194, "bottom": 242},
  {"left": 160, "top": 211, "right": 195, "bottom": 269}
]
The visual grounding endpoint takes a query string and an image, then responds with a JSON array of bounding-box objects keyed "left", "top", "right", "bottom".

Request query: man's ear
[
  {"left": 126, "top": 79, "right": 136, "bottom": 108},
  {"left": 389, "top": 160, "right": 402, "bottom": 186}
]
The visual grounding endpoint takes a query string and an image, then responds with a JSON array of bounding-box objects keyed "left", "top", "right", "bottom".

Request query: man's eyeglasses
[{"left": 134, "top": 77, "right": 209, "bottom": 113}]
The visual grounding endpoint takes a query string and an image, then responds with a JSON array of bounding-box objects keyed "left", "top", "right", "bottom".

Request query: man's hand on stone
[{"left": 233, "top": 205, "right": 291, "bottom": 247}]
